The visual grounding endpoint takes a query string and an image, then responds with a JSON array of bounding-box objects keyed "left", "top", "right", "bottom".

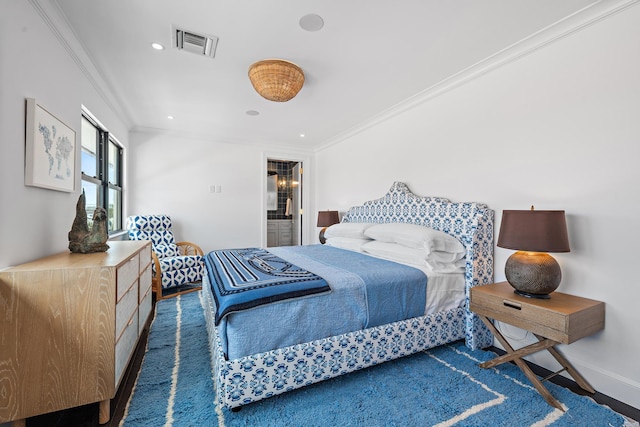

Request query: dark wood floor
[{"left": 20, "top": 336, "right": 640, "bottom": 426}]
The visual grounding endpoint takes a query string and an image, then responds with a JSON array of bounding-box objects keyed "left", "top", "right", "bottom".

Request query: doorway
[{"left": 266, "top": 159, "right": 302, "bottom": 247}]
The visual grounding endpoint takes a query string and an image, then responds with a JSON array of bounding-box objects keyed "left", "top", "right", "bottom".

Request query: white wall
[
  {"left": 314, "top": 4, "right": 640, "bottom": 408},
  {"left": 127, "top": 131, "right": 313, "bottom": 252},
  {"left": 0, "top": 1, "right": 130, "bottom": 268}
]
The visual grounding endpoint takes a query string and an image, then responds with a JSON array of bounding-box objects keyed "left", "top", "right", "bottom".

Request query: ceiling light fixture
[
  {"left": 151, "top": 42, "right": 164, "bottom": 50},
  {"left": 248, "top": 59, "right": 305, "bottom": 102}
]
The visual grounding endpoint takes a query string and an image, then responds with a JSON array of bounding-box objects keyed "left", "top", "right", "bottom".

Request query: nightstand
[{"left": 469, "top": 281, "right": 605, "bottom": 411}]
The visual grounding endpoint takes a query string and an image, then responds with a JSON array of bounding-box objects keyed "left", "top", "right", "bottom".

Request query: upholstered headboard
[{"left": 342, "top": 181, "right": 494, "bottom": 349}]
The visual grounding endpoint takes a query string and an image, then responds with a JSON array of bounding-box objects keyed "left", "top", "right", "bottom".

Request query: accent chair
[{"left": 126, "top": 214, "right": 204, "bottom": 300}]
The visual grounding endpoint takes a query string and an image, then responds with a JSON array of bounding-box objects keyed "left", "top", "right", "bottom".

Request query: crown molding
[
  {"left": 29, "top": 0, "right": 133, "bottom": 130},
  {"left": 315, "top": 0, "right": 640, "bottom": 153}
]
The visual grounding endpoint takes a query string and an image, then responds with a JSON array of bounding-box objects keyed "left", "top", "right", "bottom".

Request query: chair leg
[
  {"left": 159, "top": 283, "right": 202, "bottom": 299},
  {"left": 153, "top": 276, "right": 163, "bottom": 301}
]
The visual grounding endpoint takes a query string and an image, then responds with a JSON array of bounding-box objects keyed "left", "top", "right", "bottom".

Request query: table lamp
[
  {"left": 497, "top": 207, "right": 570, "bottom": 298},
  {"left": 317, "top": 210, "right": 339, "bottom": 244}
]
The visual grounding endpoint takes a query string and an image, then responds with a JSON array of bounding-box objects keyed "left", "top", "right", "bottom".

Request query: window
[{"left": 81, "top": 115, "right": 123, "bottom": 233}]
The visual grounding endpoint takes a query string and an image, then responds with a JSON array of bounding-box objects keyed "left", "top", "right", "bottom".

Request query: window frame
[{"left": 81, "top": 114, "right": 124, "bottom": 235}]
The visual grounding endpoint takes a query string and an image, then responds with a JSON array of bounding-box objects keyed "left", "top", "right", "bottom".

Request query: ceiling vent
[{"left": 172, "top": 25, "right": 218, "bottom": 58}]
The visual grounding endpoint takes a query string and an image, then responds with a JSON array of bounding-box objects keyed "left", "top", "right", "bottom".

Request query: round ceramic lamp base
[
  {"left": 505, "top": 251, "right": 562, "bottom": 299},
  {"left": 319, "top": 227, "right": 328, "bottom": 244}
]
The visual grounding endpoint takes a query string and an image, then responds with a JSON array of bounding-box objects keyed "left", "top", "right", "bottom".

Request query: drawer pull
[{"left": 503, "top": 300, "right": 522, "bottom": 310}]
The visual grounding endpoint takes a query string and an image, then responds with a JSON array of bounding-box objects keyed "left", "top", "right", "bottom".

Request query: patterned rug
[{"left": 121, "top": 292, "right": 636, "bottom": 427}]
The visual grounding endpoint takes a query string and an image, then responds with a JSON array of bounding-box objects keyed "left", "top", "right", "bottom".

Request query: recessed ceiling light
[
  {"left": 300, "top": 134, "right": 305, "bottom": 138},
  {"left": 167, "top": 115, "right": 174, "bottom": 120},
  {"left": 299, "top": 14, "right": 324, "bottom": 32},
  {"left": 246, "top": 110, "right": 260, "bottom": 116},
  {"left": 151, "top": 42, "right": 165, "bottom": 50}
]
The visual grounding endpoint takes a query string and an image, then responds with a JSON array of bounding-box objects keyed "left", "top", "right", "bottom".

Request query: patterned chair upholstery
[{"left": 126, "top": 214, "right": 204, "bottom": 300}]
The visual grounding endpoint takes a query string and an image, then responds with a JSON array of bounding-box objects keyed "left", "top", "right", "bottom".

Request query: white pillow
[
  {"left": 362, "top": 241, "right": 466, "bottom": 273},
  {"left": 361, "top": 241, "right": 427, "bottom": 266},
  {"left": 323, "top": 222, "right": 375, "bottom": 240},
  {"left": 325, "top": 237, "right": 370, "bottom": 252},
  {"left": 364, "top": 223, "right": 465, "bottom": 256}
]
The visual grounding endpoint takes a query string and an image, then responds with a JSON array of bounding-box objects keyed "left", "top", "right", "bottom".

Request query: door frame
[{"left": 261, "top": 151, "right": 312, "bottom": 248}]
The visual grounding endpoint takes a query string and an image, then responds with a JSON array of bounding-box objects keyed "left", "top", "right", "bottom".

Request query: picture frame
[{"left": 25, "top": 98, "right": 76, "bottom": 192}]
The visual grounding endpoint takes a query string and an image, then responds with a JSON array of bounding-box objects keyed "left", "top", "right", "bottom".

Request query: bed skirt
[{"left": 202, "top": 280, "right": 467, "bottom": 409}]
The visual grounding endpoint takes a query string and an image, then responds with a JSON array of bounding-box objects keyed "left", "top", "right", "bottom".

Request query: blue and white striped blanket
[{"left": 204, "top": 248, "right": 331, "bottom": 325}]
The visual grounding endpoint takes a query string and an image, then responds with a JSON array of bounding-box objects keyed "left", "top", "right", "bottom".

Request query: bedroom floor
[{"left": 19, "top": 322, "right": 640, "bottom": 427}]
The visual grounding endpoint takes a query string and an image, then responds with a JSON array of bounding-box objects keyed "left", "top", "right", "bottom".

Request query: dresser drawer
[
  {"left": 117, "top": 253, "right": 139, "bottom": 302},
  {"left": 139, "top": 288, "right": 153, "bottom": 334},
  {"left": 115, "top": 284, "right": 138, "bottom": 341},
  {"left": 139, "top": 264, "right": 152, "bottom": 303},
  {"left": 140, "top": 244, "right": 152, "bottom": 271},
  {"left": 115, "top": 310, "right": 138, "bottom": 386},
  {"left": 471, "top": 293, "right": 564, "bottom": 340}
]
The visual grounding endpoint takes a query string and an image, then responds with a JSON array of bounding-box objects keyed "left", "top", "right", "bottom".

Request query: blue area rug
[{"left": 121, "top": 292, "right": 634, "bottom": 426}]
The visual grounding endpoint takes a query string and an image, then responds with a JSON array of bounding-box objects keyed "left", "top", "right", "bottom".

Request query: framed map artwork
[{"left": 25, "top": 98, "right": 76, "bottom": 192}]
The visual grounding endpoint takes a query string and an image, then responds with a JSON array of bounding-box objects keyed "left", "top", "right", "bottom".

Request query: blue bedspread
[
  {"left": 282, "top": 245, "right": 428, "bottom": 327},
  {"left": 204, "top": 248, "right": 331, "bottom": 325},
  {"left": 209, "top": 245, "right": 428, "bottom": 359}
]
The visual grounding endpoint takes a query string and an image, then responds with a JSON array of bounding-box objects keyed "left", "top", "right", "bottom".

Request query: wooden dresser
[{"left": 0, "top": 240, "right": 153, "bottom": 426}]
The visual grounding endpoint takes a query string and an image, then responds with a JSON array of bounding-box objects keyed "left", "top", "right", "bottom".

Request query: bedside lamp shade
[
  {"left": 498, "top": 208, "right": 570, "bottom": 298},
  {"left": 317, "top": 210, "right": 339, "bottom": 244}
]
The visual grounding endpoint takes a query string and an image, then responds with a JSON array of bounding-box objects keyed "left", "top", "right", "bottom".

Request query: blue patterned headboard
[{"left": 342, "top": 181, "right": 494, "bottom": 349}]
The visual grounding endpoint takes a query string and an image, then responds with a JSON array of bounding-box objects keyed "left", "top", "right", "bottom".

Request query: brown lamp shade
[
  {"left": 317, "top": 210, "right": 340, "bottom": 228},
  {"left": 497, "top": 210, "right": 570, "bottom": 253},
  {"left": 248, "top": 59, "right": 305, "bottom": 102}
]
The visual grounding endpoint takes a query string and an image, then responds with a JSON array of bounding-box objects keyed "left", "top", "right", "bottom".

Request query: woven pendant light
[{"left": 248, "top": 59, "right": 305, "bottom": 102}]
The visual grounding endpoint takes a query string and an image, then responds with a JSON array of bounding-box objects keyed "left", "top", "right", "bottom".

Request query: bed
[{"left": 202, "top": 181, "right": 494, "bottom": 409}]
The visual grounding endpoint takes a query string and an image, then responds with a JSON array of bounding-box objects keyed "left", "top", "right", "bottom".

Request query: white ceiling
[{"left": 52, "top": 0, "right": 600, "bottom": 149}]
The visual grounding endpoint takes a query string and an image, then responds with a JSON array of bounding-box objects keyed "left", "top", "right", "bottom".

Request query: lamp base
[
  {"left": 513, "top": 289, "right": 551, "bottom": 299},
  {"left": 505, "top": 251, "right": 562, "bottom": 298},
  {"left": 319, "top": 227, "right": 328, "bottom": 244}
]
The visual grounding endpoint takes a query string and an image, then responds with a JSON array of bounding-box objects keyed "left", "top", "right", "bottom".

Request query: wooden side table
[{"left": 469, "top": 281, "right": 605, "bottom": 411}]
